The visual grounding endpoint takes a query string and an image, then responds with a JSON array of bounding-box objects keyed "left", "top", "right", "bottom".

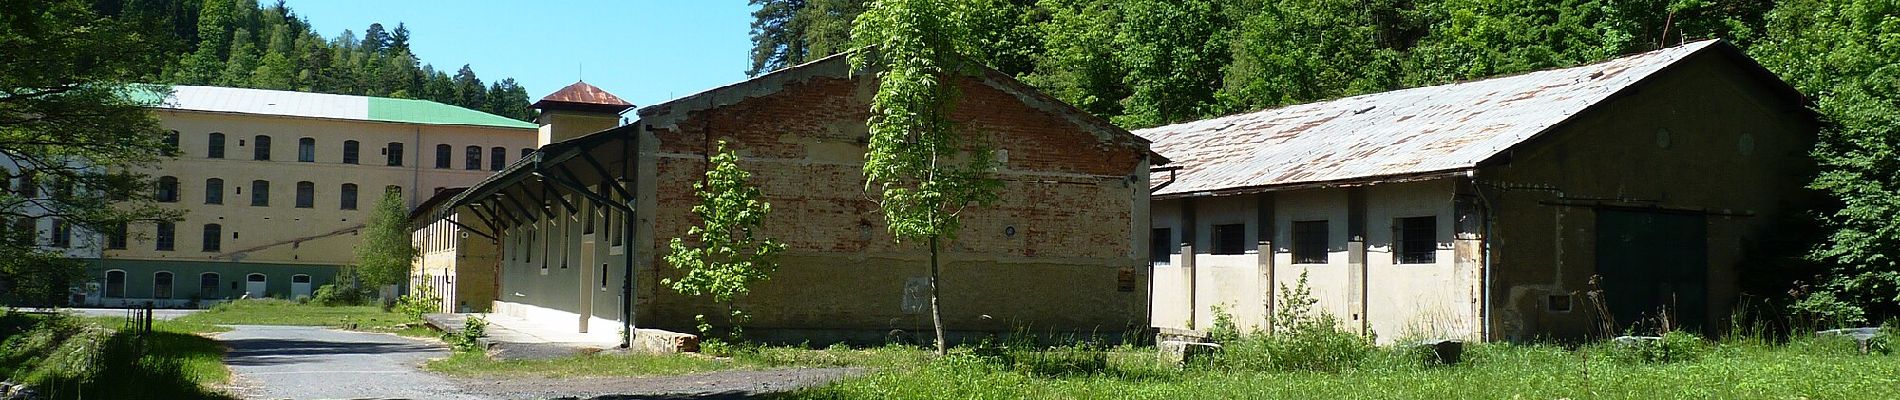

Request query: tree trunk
[{"left": 929, "top": 234, "right": 946, "bottom": 356}]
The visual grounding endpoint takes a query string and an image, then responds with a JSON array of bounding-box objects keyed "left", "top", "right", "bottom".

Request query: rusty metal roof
[
  {"left": 1137, "top": 40, "right": 1724, "bottom": 198},
  {"left": 534, "top": 81, "right": 634, "bottom": 112}
]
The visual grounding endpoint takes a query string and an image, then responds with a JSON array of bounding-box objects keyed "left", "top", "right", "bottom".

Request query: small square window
[
  {"left": 1212, "top": 223, "right": 1246, "bottom": 255},
  {"left": 1150, "top": 227, "right": 1173, "bottom": 266},
  {"left": 1292, "top": 220, "right": 1328, "bottom": 264},
  {"left": 1548, "top": 294, "right": 1573, "bottom": 313},
  {"left": 1396, "top": 216, "right": 1437, "bottom": 264}
]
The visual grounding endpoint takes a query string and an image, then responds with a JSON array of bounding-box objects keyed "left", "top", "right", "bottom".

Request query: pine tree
[
  {"left": 451, "top": 64, "right": 486, "bottom": 110},
  {"left": 216, "top": 27, "right": 261, "bottom": 86}
]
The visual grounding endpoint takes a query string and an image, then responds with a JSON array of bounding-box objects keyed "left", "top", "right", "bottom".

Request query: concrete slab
[{"left": 425, "top": 313, "right": 622, "bottom": 360}]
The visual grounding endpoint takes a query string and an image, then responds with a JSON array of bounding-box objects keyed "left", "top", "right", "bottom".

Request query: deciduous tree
[{"left": 664, "top": 141, "right": 785, "bottom": 340}]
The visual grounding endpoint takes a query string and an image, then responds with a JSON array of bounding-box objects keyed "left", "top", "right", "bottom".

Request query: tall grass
[{"left": 0, "top": 312, "right": 234, "bottom": 400}]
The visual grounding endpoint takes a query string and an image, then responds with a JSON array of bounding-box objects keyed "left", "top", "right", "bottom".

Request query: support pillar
[
  {"left": 1347, "top": 188, "right": 1369, "bottom": 335},
  {"left": 1255, "top": 192, "right": 1276, "bottom": 332}
]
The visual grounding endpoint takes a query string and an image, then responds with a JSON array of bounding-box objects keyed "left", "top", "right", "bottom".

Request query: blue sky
[{"left": 284, "top": 1, "right": 757, "bottom": 112}]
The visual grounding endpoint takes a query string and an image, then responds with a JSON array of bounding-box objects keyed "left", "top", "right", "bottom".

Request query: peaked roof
[
  {"left": 150, "top": 86, "right": 537, "bottom": 129},
  {"left": 533, "top": 81, "right": 634, "bottom": 113},
  {"left": 1135, "top": 40, "right": 1798, "bottom": 198}
]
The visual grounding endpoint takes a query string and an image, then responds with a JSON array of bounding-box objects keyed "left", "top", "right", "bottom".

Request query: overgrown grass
[
  {"left": 778, "top": 337, "right": 1899, "bottom": 399},
  {"left": 0, "top": 311, "right": 236, "bottom": 399},
  {"left": 426, "top": 344, "right": 930, "bottom": 378},
  {"left": 174, "top": 298, "right": 431, "bottom": 336}
]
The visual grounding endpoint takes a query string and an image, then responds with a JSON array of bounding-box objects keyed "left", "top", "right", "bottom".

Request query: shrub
[
  {"left": 1204, "top": 272, "right": 1375, "bottom": 373},
  {"left": 395, "top": 282, "right": 441, "bottom": 322},
  {"left": 443, "top": 316, "right": 487, "bottom": 352},
  {"left": 1868, "top": 319, "right": 1899, "bottom": 355},
  {"left": 311, "top": 283, "right": 373, "bottom": 306}
]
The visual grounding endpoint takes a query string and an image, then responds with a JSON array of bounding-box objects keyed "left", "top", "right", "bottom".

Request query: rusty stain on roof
[
  {"left": 534, "top": 81, "right": 634, "bottom": 110},
  {"left": 1136, "top": 40, "right": 1723, "bottom": 198}
]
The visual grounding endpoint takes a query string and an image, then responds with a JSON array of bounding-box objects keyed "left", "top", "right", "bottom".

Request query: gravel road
[{"left": 219, "top": 325, "right": 485, "bottom": 400}]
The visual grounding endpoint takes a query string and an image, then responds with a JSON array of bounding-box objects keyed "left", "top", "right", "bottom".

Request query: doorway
[
  {"left": 1594, "top": 209, "right": 1709, "bottom": 333},
  {"left": 246, "top": 273, "right": 267, "bottom": 298},
  {"left": 291, "top": 274, "right": 312, "bottom": 299}
]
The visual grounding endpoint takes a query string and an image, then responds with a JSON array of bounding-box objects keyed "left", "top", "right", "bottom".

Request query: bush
[
  {"left": 1603, "top": 331, "right": 1710, "bottom": 364},
  {"left": 1203, "top": 272, "right": 1375, "bottom": 373},
  {"left": 443, "top": 316, "right": 487, "bottom": 352},
  {"left": 1868, "top": 319, "right": 1899, "bottom": 355},
  {"left": 395, "top": 282, "right": 440, "bottom": 322},
  {"left": 311, "top": 283, "right": 373, "bottom": 306}
]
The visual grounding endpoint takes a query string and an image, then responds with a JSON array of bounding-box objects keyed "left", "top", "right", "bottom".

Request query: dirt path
[{"left": 450, "top": 367, "right": 865, "bottom": 400}]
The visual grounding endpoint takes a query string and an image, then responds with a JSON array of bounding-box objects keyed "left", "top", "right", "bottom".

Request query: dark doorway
[{"left": 1594, "top": 209, "right": 1708, "bottom": 333}]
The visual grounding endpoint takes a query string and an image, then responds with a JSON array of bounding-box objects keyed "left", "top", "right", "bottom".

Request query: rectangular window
[
  {"left": 435, "top": 144, "right": 452, "bottom": 169},
  {"left": 254, "top": 135, "right": 272, "bottom": 161},
  {"left": 155, "top": 222, "right": 175, "bottom": 251},
  {"left": 491, "top": 147, "right": 507, "bottom": 171},
  {"left": 1212, "top": 223, "right": 1247, "bottom": 255},
  {"left": 208, "top": 133, "right": 225, "bottom": 158},
  {"left": 342, "top": 140, "right": 360, "bottom": 164},
  {"left": 107, "top": 222, "right": 127, "bottom": 250},
  {"left": 50, "top": 219, "right": 70, "bottom": 248},
  {"left": 200, "top": 273, "right": 219, "bottom": 298},
  {"left": 297, "top": 138, "right": 316, "bottom": 162},
  {"left": 154, "top": 272, "right": 173, "bottom": 299},
  {"left": 295, "top": 181, "right": 314, "bottom": 208},
  {"left": 205, "top": 178, "right": 223, "bottom": 204},
  {"left": 386, "top": 142, "right": 405, "bottom": 166},
  {"left": 1150, "top": 227, "right": 1173, "bottom": 265},
  {"left": 251, "top": 180, "right": 270, "bottom": 206},
  {"left": 202, "top": 224, "right": 221, "bottom": 252},
  {"left": 1396, "top": 216, "right": 1437, "bottom": 264},
  {"left": 465, "top": 146, "right": 482, "bottom": 170},
  {"left": 1292, "top": 220, "right": 1329, "bottom": 264},
  {"left": 340, "top": 184, "right": 358, "bottom": 210}
]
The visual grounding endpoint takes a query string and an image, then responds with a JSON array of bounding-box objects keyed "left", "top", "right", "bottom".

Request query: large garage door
[{"left": 1595, "top": 209, "right": 1708, "bottom": 333}]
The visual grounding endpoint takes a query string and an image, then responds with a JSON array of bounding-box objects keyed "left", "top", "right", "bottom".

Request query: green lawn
[
  {"left": 1, "top": 312, "right": 237, "bottom": 399},
  {"left": 780, "top": 338, "right": 1900, "bottom": 399},
  {"left": 174, "top": 299, "right": 434, "bottom": 336},
  {"left": 426, "top": 344, "right": 931, "bottom": 378}
]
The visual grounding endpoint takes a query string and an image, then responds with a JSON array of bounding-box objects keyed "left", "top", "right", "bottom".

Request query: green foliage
[
  {"left": 1203, "top": 272, "right": 1376, "bottom": 373},
  {"left": 970, "top": 334, "right": 1110, "bottom": 377},
  {"left": 664, "top": 141, "right": 785, "bottom": 340},
  {"left": 395, "top": 277, "right": 440, "bottom": 321},
  {"left": 0, "top": 314, "right": 234, "bottom": 399},
  {"left": 443, "top": 315, "right": 487, "bottom": 352},
  {"left": 1599, "top": 331, "right": 1711, "bottom": 365},
  {"left": 354, "top": 190, "right": 417, "bottom": 288},
  {"left": 1109, "top": 0, "right": 1236, "bottom": 127}
]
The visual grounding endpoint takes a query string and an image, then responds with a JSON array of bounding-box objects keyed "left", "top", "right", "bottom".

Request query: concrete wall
[
  {"left": 82, "top": 258, "right": 339, "bottom": 307},
  {"left": 1478, "top": 51, "right": 1814, "bottom": 341},
  {"left": 1149, "top": 180, "right": 1479, "bottom": 342}
]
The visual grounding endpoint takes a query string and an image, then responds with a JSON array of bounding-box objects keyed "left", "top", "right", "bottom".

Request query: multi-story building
[{"left": 84, "top": 85, "right": 537, "bottom": 307}]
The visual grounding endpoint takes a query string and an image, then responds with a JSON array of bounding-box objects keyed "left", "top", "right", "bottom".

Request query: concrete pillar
[
  {"left": 1255, "top": 192, "right": 1276, "bottom": 332},
  {"left": 1347, "top": 188, "right": 1369, "bottom": 335},
  {"left": 1180, "top": 197, "right": 1198, "bottom": 330}
]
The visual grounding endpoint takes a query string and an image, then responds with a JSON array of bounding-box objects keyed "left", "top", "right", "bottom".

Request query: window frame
[
  {"left": 1395, "top": 216, "right": 1438, "bottom": 264},
  {"left": 251, "top": 180, "right": 270, "bottom": 206},
  {"left": 465, "top": 145, "right": 483, "bottom": 170},
  {"left": 200, "top": 272, "right": 220, "bottom": 298},
  {"left": 154, "top": 271, "right": 174, "bottom": 299},
  {"left": 297, "top": 137, "right": 316, "bottom": 162},
  {"left": 1292, "top": 220, "right": 1329, "bottom": 265},
  {"left": 386, "top": 142, "right": 405, "bottom": 166},
  {"left": 105, "top": 270, "right": 126, "bottom": 298},
  {"left": 155, "top": 221, "right": 175, "bottom": 251},
  {"left": 202, "top": 223, "right": 222, "bottom": 252},
  {"left": 434, "top": 144, "right": 452, "bottom": 169},
  {"left": 253, "top": 135, "right": 272, "bottom": 161},
  {"left": 207, "top": 132, "right": 226, "bottom": 159},
  {"left": 295, "top": 181, "right": 314, "bottom": 208},
  {"left": 1211, "top": 223, "right": 1248, "bottom": 255},
  {"left": 204, "top": 178, "right": 224, "bottom": 205},
  {"left": 340, "top": 183, "right": 358, "bottom": 210},
  {"left": 490, "top": 147, "right": 507, "bottom": 171},
  {"left": 342, "top": 140, "right": 360, "bottom": 164},
  {"left": 156, "top": 176, "right": 179, "bottom": 203}
]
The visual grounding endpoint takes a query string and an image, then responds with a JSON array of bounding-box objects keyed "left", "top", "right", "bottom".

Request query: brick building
[{"left": 414, "top": 54, "right": 1159, "bottom": 345}]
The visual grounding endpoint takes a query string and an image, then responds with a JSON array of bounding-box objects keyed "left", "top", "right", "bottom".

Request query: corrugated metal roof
[
  {"left": 155, "top": 86, "right": 537, "bottom": 129},
  {"left": 535, "top": 81, "right": 634, "bottom": 108},
  {"left": 1136, "top": 40, "right": 1722, "bottom": 197}
]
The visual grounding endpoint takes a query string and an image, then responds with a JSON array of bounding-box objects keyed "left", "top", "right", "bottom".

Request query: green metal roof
[
  {"left": 367, "top": 97, "right": 537, "bottom": 129},
  {"left": 153, "top": 85, "right": 537, "bottom": 129}
]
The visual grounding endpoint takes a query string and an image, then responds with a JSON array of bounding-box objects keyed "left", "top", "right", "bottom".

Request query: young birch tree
[
  {"left": 850, "top": 0, "right": 1003, "bottom": 356},
  {"left": 665, "top": 141, "right": 785, "bottom": 340},
  {"left": 355, "top": 189, "right": 418, "bottom": 298}
]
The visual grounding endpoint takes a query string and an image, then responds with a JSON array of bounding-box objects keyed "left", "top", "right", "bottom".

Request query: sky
[{"left": 284, "top": 1, "right": 757, "bottom": 112}]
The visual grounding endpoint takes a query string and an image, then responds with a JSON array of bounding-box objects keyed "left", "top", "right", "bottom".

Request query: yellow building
[{"left": 86, "top": 86, "right": 537, "bottom": 307}]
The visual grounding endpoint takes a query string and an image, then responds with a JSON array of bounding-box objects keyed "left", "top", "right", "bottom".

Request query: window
[
  {"left": 340, "top": 183, "right": 358, "bottom": 210},
  {"left": 105, "top": 270, "right": 126, "bottom": 297},
  {"left": 15, "top": 171, "right": 36, "bottom": 198},
  {"left": 253, "top": 135, "right": 272, "bottom": 160},
  {"left": 1212, "top": 223, "right": 1247, "bottom": 255},
  {"left": 1292, "top": 220, "right": 1329, "bottom": 264},
  {"left": 490, "top": 147, "right": 507, "bottom": 171},
  {"left": 251, "top": 180, "right": 269, "bottom": 206},
  {"left": 163, "top": 131, "right": 180, "bottom": 156},
  {"left": 200, "top": 273, "right": 220, "bottom": 298},
  {"left": 465, "top": 145, "right": 482, "bottom": 170},
  {"left": 342, "top": 140, "right": 360, "bottom": 164},
  {"left": 1396, "top": 216, "right": 1437, "bottom": 264},
  {"left": 202, "top": 224, "right": 221, "bottom": 252},
  {"left": 106, "top": 222, "right": 126, "bottom": 250},
  {"left": 297, "top": 137, "right": 315, "bottom": 162},
  {"left": 435, "top": 144, "right": 451, "bottom": 169},
  {"left": 386, "top": 142, "right": 404, "bottom": 166},
  {"left": 154, "top": 271, "right": 174, "bottom": 299},
  {"left": 295, "top": 181, "right": 314, "bottom": 208},
  {"left": 521, "top": 148, "right": 533, "bottom": 159},
  {"left": 208, "top": 132, "right": 226, "bottom": 158},
  {"left": 156, "top": 176, "right": 178, "bottom": 202},
  {"left": 1151, "top": 227, "right": 1173, "bottom": 265},
  {"left": 155, "top": 221, "right": 175, "bottom": 251},
  {"left": 50, "top": 219, "right": 69, "bottom": 248},
  {"left": 9, "top": 217, "right": 33, "bottom": 246},
  {"left": 205, "top": 178, "right": 224, "bottom": 204}
]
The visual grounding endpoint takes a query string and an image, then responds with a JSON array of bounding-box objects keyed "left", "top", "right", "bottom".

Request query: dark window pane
[
  {"left": 435, "top": 144, "right": 451, "bottom": 169},
  {"left": 202, "top": 224, "right": 221, "bottom": 252},
  {"left": 254, "top": 135, "right": 272, "bottom": 160},
  {"left": 1212, "top": 223, "right": 1246, "bottom": 255},
  {"left": 387, "top": 142, "right": 404, "bottom": 166},
  {"left": 200, "top": 273, "right": 219, "bottom": 298},
  {"left": 340, "top": 183, "right": 358, "bottom": 210},
  {"left": 155, "top": 272, "right": 173, "bottom": 299},
  {"left": 297, "top": 138, "right": 315, "bottom": 162},
  {"left": 50, "top": 219, "right": 69, "bottom": 248},
  {"left": 107, "top": 222, "right": 127, "bottom": 250},
  {"left": 490, "top": 147, "right": 506, "bottom": 171},
  {"left": 205, "top": 178, "right": 223, "bottom": 204},
  {"left": 1293, "top": 220, "right": 1329, "bottom": 264},
  {"left": 208, "top": 132, "right": 225, "bottom": 158},
  {"left": 106, "top": 270, "right": 125, "bottom": 297},
  {"left": 465, "top": 146, "right": 482, "bottom": 170},
  {"left": 155, "top": 222, "right": 175, "bottom": 251},
  {"left": 163, "top": 131, "right": 180, "bottom": 156},
  {"left": 521, "top": 148, "right": 533, "bottom": 159},
  {"left": 1397, "top": 216, "right": 1437, "bottom": 264},
  {"left": 295, "top": 181, "right": 314, "bottom": 208},
  {"left": 342, "top": 140, "right": 360, "bottom": 164},
  {"left": 251, "top": 180, "right": 269, "bottom": 206},
  {"left": 1151, "top": 227, "right": 1173, "bottom": 265},
  {"left": 156, "top": 176, "right": 178, "bottom": 203}
]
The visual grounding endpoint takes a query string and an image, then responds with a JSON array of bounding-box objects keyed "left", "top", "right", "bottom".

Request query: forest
[
  {"left": 747, "top": 0, "right": 1900, "bottom": 324},
  {"left": 92, "top": 0, "right": 536, "bottom": 121}
]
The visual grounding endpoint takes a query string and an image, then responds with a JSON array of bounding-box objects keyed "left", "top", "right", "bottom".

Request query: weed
[
  {"left": 1202, "top": 272, "right": 1375, "bottom": 373},
  {"left": 443, "top": 315, "right": 487, "bottom": 352}
]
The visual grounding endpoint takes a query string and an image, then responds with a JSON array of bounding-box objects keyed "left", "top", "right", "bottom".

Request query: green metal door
[{"left": 1594, "top": 209, "right": 1709, "bottom": 333}]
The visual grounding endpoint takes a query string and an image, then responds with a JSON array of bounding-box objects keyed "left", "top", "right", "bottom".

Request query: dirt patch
[{"left": 451, "top": 367, "right": 865, "bottom": 399}]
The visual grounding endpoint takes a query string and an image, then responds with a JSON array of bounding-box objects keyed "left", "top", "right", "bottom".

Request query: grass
[
  {"left": 777, "top": 338, "right": 1900, "bottom": 399},
  {"left": 426, "top": 343, "right": 931, "bottom": 378},
  {"left": 174, "top": 298, "right": 434, "bottom": 337},
  {"left": 0, "top": 311, "right": 237, "bottom": 399}
]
